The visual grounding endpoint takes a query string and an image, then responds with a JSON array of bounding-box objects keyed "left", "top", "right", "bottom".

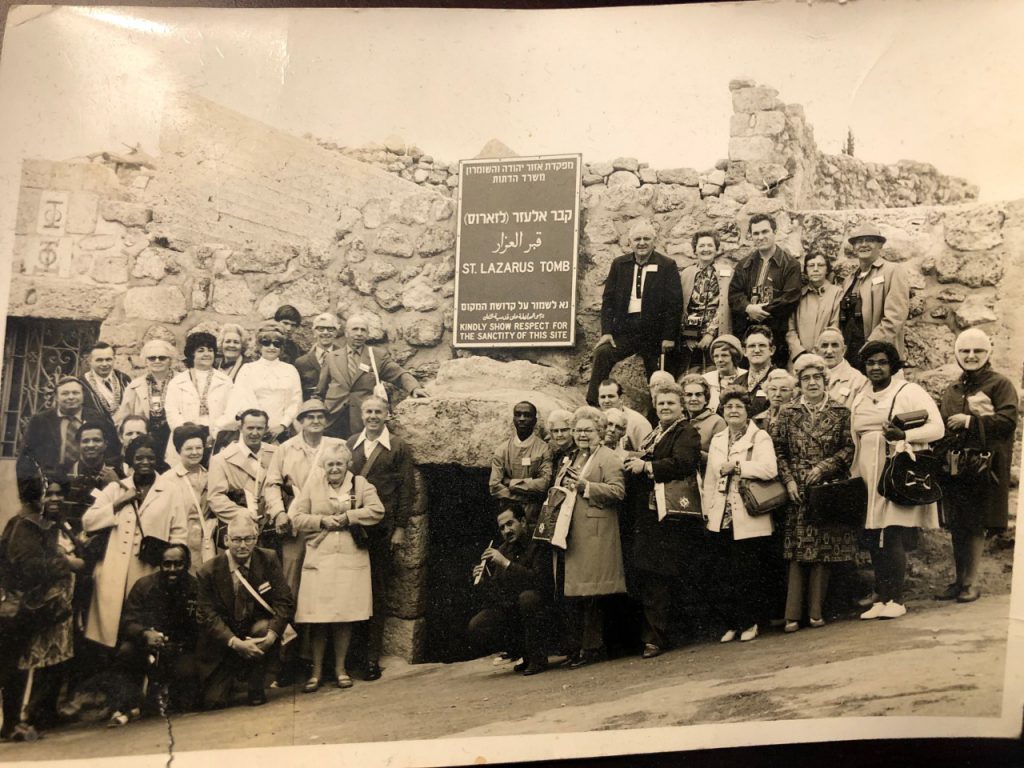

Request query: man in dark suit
[
  {"left": 79, "top": 342, "right": 132, "bottom": 426},
  {"left": 196, "top": 517, "right": 295, "bottom": 708},
  {"left": 468, "top": 504, "right": 556, "bottom": 676},
  {"left": 586, "top": 220, "right": 683, "bottom": 406},
  {"left": 317, "top": 313, "right": 429, "bottom": 439},
  {"left": 293, "top": 312, "right": 342, "bottom": 400},
  {"left": 727, "top": 213, "right": 802, "bottom": 368},
  {"left": 346, "top": 395, "right": 415, "bottom": 680},
  {"left": 17, "top": 376, "right": 119, "bottom": 482}
]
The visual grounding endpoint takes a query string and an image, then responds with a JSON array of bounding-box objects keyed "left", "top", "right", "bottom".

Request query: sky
[{"left": 0, "top": 0, "right": 1022, "bottom": 270}]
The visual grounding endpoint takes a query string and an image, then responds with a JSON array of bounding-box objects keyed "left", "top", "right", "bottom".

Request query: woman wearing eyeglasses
[
  {"left": 164, "top": 332, "right": 234, "bottom": 464},
  {"left": 225, "top": 322, "right": 303, "bottom": 444},
  {"left": 769, "top": 355, "right": 856, "bottom": 632},
  {"left": 116, "top": 339, "right": 178, "bottom": 461}
]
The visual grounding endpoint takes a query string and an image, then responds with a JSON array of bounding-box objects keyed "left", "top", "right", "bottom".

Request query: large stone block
[
  {"left": 374, "top": 282, "right": 404, "bottom": 312},
  {"left": 210, "top": 278, "right": 257, "bottom": 315},
  {"left": 653, "top": 184, "right": 699, "bottom": 213},
  {"left": 382, "top": 617, "right": 427, "bottom": 661},
  {"left": 401, "top": 277, "right": 441, "bottom": 312},
  {"left": 7, "top": 275, "right": 122, "bottom": 320},
  {"left": 123, "top": 286, "right": 188, "bottom": 323},
  {"left": 589, "top": 161, "right": 614, "bottom": 177},
  {"left": 394, "top": 512, "right": 428, "bottom": 569},
  {"left": 656, "top": 167, "right": 700, "bottom": 186},
  {"left": 66, "top": 193, "right": 99, "bottom": 235},
  {"left": 957, "top": 250, "right": 1004, "bottom": 288},
  {"left": 611, "top": 157, "right": 639, "bottom": 173},
  {"left": 954, "top": 296, "right": 997, "bottom": 328},
  {"left": 100, "top": 200, "right": 152, "bottom": 228},
  {"left": 77, "top": 234, "right": 117, "bottom": 252},
  {"left": 385, "top": 565, "right": 427, "bottom": 619},
  {"left": 270, "top": 272, "right": 333, "bottom": 316},
  {"left": 226, "top": 244, "right": 293, "bottom": 274},
  {"left": 904, "top": 323, "right": 956, "bottom": 371},
  {"left": 731, "top": 86, "right": 782, "bottom": 113},
  {"left": 414, "top": 226, "right": 455, "bottom": 256},
  {"left": 131, "top": 248, "right": 169, "bottom": 280},
  {"left": 399, "top": 314, "right": 444, "bottom": 346},
  {"left": 728, "top": 136, "right": 778, "bottom": 163},
  {"left": 583, "top": 214, "right": 620, "bottom": 246},
  {"left": 373, "top": 226, "right": 415, "bottom": 258},
  {"left": 91, "top": 253, "right": 130, "bottom": 284},
  {"left": 943, "top": 206, "right": 1005, "bottom": 251},
  {"left": 50, "top": 162, "right": 122, "bottom": 194},
  {"left": 607, "top": 170, "right": 640, "bottom": 188}
]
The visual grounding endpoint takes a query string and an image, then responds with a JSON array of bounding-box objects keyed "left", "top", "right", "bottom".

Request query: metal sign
[{"left": 454, "top": 154, "right": 581, "bottom": 347}]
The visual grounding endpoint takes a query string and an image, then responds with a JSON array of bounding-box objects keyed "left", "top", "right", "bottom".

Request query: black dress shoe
[
  {"left": 522, "top": 658, "right": 548, "bottom": 676},
  {"left": 935, "top": 583, "right": 961, "bottom": 600},
  {"left": 513, "top": 659, "right": 528, "bottom": 673},
  {"left": 247, "top": 690, "right": 268, "bottom": 707},
  {"left": 641, "top": 643, "right": 663, "bottom": 659},
  {"left": 957, "top": 585, "right": 981, "bottom": 603},
  {"left": 568, "top": 648, "right": 605, "bottom": 669},
  {"left": 364, "top": 661, "right": 382, "bottom": 681}
]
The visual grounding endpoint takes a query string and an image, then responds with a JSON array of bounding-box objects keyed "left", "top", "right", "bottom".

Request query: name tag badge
[
  {"left": 521, "top": 457, "right": 532, "bottom": 466},
  {"left": 719, "top": 267, "right": 733, "bottom": 277},
  {"left": 871, "top": 275, "right": 885, "bottom": 285},
  {"left": 358, "top": 362, "right": 372, "bottom": 373},
  {"left": 644, "top": 264, "right": 658, "bottom": 274},
  {"left": 257, "top": 581, "right": 271, "bottom": 594},
  {"left": 756, "top": 389, "right": 767, "bottom": 398}
]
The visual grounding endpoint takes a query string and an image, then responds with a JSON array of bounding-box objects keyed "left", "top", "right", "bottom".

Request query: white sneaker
[
  {"left": 860, "top": 601, "right": 886, "bottom": 620},
  {"left": 720, "top": 629, "right": 738, "bottom": 643},
  {"left": 740, "top": 624, "right": 759, "bottom": 642},
  {"left": 878, "top": 601, "right": 907, "bottom": 619}
]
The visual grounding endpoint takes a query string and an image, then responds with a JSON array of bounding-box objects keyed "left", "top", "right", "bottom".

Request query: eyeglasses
[
  {"left": 146, "top": 355, "right": 170, "bottom": 362},
  {"left": 259, "top": 338, "right": 284, "bottom": 348},
  {"left": 799, "top": 373, "right": 826, "bottom": 382},
  {"left": 313, "top": 326, "right": 337, "bottom": 332},
  {"left": 228, "top": 536, "right": 257, "bottom": 544},
  {"left": 572, "top": 428, "right": 598, "bottom": 435}
]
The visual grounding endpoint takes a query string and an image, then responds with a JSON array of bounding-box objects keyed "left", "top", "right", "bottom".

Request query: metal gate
[{"left": 1, "top": 317, "right": 100, "bottom": 458}]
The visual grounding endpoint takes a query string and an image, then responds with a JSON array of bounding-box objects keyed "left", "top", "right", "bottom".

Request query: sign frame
[{"left": 453, "top": 153, "right": 582, "bottom": 349}]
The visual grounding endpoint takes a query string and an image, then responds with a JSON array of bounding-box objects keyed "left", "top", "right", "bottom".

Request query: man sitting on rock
[
  {"left": 488, "top": 401, "right": 553, "bottom": 526},
  {"left": 468, "top": 503, "right": 556, "bottom": 676}
]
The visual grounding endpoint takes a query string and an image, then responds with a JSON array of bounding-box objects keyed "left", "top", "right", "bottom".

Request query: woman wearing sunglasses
[
  {"left": 116, "top": 339, "right": 178, "bottom": 461},
  {"left": 225, "top": 322, "right": 303, "bottom": 444}
]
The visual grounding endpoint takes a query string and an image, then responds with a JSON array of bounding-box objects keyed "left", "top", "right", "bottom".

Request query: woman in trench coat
[{"left": 556, "top": 406, "right": 626, "bottom": 669}]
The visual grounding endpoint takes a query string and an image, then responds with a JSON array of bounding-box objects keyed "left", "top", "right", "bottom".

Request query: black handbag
[
  {"left": 735, "top": 436, "right": 788, "bottom": 517},
  {"left": 806, "top": 477, "right": 867, "bottom": 527},
  {"left": 877, "top": 385, "right": 943, "bottom": 506},
  {"left": 946, "top": 400, "right": 996, "bottom": 483}
]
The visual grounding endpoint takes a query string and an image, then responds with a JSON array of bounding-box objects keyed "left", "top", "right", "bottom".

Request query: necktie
[
  {"left": 348, "top": 349, "right": 361, "bottom": 381},
  {"left": 234, "top": 563, "right": 251, "bottom": 620},
  {"left": 62, "top": 416, "right": 81, "bottom": 465},
  {"left": 103, "top": 377, "right": 114, "bottom": 393},
  {"left": 317, "top": 348, "right": 326, "bottom": 367}
]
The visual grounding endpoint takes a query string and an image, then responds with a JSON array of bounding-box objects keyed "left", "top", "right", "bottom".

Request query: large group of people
[
  {"left": 1, "top": 308, "right": 427, "bottom": 739},
  {"left": 0, "top": 215, "right": 1018, "bottom": 741}
]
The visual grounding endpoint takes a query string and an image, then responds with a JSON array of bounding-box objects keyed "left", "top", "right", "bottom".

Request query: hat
[
  {"left": 256, "top": 321, "right": 286, "bottom": 337},
  {"left": 710, "top": 334, "right": 743, "bottom": 357},
  {"left": 847, "top": 224, "right": 886, "bottom": 245},
  {"left": 312, "top": 312, "right": 341, "bottom": 329},
  {"left": 296, "top": 398, "right": 328, "bottom": 420}
]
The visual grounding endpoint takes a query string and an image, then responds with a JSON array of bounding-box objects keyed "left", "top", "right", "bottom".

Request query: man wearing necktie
[
  {"left": 317, "top": 314, "right": 429, "bottom": 439},
  {"left": 586, "top": 220, "right": 683, "bottom": 407},
  {"left": 80, "top": 342, "right": 132, "bottom": 425},
  {"left": 196, "top": 517, "right": 294, "bottom": 709},
  {"left": 294, "top": 312, "right": 342, "bottom": 401}
]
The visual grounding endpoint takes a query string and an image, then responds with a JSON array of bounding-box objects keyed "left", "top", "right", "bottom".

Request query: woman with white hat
[{"left": 702, "top": 334, "right": 747, "bottom": 414}]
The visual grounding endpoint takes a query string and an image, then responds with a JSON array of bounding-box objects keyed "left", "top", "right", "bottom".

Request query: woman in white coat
[
  {"left": 288, "top": 442, "right": 384, "bottom": 692},
  {"left": 164, "top": 331, "right": 233, "bottom": 464},
  {"left": 704, "top": 387, "right": 780, "bottom": 643},
  {"left": 116, "top": 339, "right": 177, "bottom": 461},
  {"left": 224, "top": 321, "right": 302, "bottom": 444},
  {"left": 851, "top": 340, "right": 944, "bottom": 620},
  {"left": 82, "top": 435, "right": 160, "bottom": 648},
  {"left": 138, "top": 424, "right": 216, "bottom": 571}
]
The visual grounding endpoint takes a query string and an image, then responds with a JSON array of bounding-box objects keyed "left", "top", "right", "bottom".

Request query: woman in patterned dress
[{"left": 770, "top": 354, "right": 856, "bottom": 632}]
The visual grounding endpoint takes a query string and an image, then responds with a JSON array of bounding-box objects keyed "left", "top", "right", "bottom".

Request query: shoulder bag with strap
[
  {"left": 234, "top": 565, "right": 297, "bottom": 645},
  {"left": 368, "top": 348, "right": 389, "bottom": 403},
  {"left": 737, "top": 429, "right": 789, "bottom": 517},
  {"left": 877, "top": 384, "right": 944, "bottom": 505},
  {"left": 946, "top": 391, "right": 996, "bottom": 483}
]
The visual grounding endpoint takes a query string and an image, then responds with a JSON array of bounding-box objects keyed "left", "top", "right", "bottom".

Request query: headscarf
[{"left": 954, "top": 328, "right": 992, "bottom": 373}]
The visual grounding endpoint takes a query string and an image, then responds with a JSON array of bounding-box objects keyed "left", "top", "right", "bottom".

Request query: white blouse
[{"left": 226, "top": 358, "right": 302, "bottom": 431}]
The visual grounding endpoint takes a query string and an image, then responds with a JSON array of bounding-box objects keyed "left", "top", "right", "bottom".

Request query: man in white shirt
[
  {"left": 815, "top": 327, "right": 868, "bottom": 409},
  {"left": 596, "top": 379, "right": 652, "bottom": 452}
]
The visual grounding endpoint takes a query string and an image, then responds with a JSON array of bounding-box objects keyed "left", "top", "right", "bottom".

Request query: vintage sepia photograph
[{"left": 0, "top": 1, "right": 1021, "bottom": 766}]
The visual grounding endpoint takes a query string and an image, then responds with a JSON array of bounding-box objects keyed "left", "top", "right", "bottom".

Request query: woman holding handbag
[
  {"left": 624, "top": 383, "right": 702, "bottom": 659},
  {"left": 703, "top": 387, "right": 780, "bottom": 643},
  {"left": 851, "top": 341, "right": 944, "bottom": 620},
  {"left": 936, "top": 329, "right": 1019, "bottom": 604},
  {"left": 82, "top": 435, "right": 161, "bottom": 649},
  {"left": 769, "top": 355, "right": 856, "bottom": 633},
  {"left": 288, "top": 443, "right": 384, "bottom": 692},
  {"left": 556, "top": 406, "right": 626, "bottom": 670}
]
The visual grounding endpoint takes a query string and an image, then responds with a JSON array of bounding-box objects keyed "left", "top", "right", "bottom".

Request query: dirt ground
[{"left": 0, "top": 589, "right": 1013, "bottom": 763}]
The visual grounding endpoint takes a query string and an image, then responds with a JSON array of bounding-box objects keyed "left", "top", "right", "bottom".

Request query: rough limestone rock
[
  {"left": 386, "top": 565, "right": 427, "bottom": 619},
  {"left": 607, "top": 171, "right": 641, "bottom": 189},
  {"left": 394, "top": 358, "right": 582, "bottom": 467},
  {"left": 905, "top": 323, "right": 957, "bottom": 371},
  {"left": 589, "top": 162, "right": 614, "bottom": 178},
  {"left": 639, "top": 167, "right": 659, "bottom": 185},
  {"left": 393, "top": 511, "right": 428, "bottom": 570},
  {"left": 210, "top": 278, "right": 257, "bottom": 315},
  {"left": 131, "top": 248, "right": 168, "bottom": 280},
  {"left": 90, "top": 254, "right": 130, "bottom": 284},
  {"left": 731, "top": 86, "right": 782, "bottom": 113},
  {"left": 414, "top": 226, "right": 455, "bottom": 256},
  {"left": 123, "top": 286, "right": 188, "bottom": 322},
  {"left": 8, "top": 276, "right": 121, "bottom": 320},
  {"left": 269, "top": 272, "right": 332, "bottom": 316},
  {"left": 957, "top": 250, "right": 1004, "bottom": 288},
  {"left": 657, "top": 168, "right": 700, "bottom": 186},
  {"left": 401, "top": 277, "right": 441, "bottom": 312},
  {"left": 399, "top": 314, "right": 444, "bottom": 346},
  {"left": 943, "top": 206, "right": 1004, "bottom": 251},
  {"left": 100, "top": 200, "right": 153, "bottom": 228},
  {"left": 954, "top": 296, "right": 998, "bottom": 328},
  {"left": 66, "top": 193, "right": 99, "bottom": 234},
  {"left": 226, "top": 245, "right": 293, "bottom": 274},
  {"left": 382, "top": 617, "right": 426, "bottom": 660},
  {"left": 77, "top": 234, "right": 117, "bottom": 252},
  {"left": 612, "top": 157, "right": 640, "bottom": 173},
  {"left": 373, "top": 226, "right": 414, "bottom": 258}
]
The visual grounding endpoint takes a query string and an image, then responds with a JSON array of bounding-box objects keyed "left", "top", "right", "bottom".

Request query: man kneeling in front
[
  {"left": 467, "top": 503, "right": 556, "bottom": 676},
  {"left": 196, "top": 517, "right": 295, "bottom": 708}
]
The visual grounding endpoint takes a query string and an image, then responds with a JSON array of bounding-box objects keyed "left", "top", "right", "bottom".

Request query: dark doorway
[
  {"left": 1, "top": 317, "right": 100, "bottom": 457},
  {"left": 421, "top": 465, "right": 501, "bottom": 663}
]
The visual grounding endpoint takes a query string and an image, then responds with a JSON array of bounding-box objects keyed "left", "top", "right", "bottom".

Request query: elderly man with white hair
[
  {"left": 294, "top": 312, "right": 342, "bottom": 400},
  {"left": 318, "top": 313, "right": 429, "bottom": 439},
  {"left": 936, "top": 328, "right": 1019, "bottom": 604},
  {"left": 814, "top": 327, "right": 868, "bottom": 409},
  {"left": 586, "top": 219, "right": 683, "bottom": 407}
]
